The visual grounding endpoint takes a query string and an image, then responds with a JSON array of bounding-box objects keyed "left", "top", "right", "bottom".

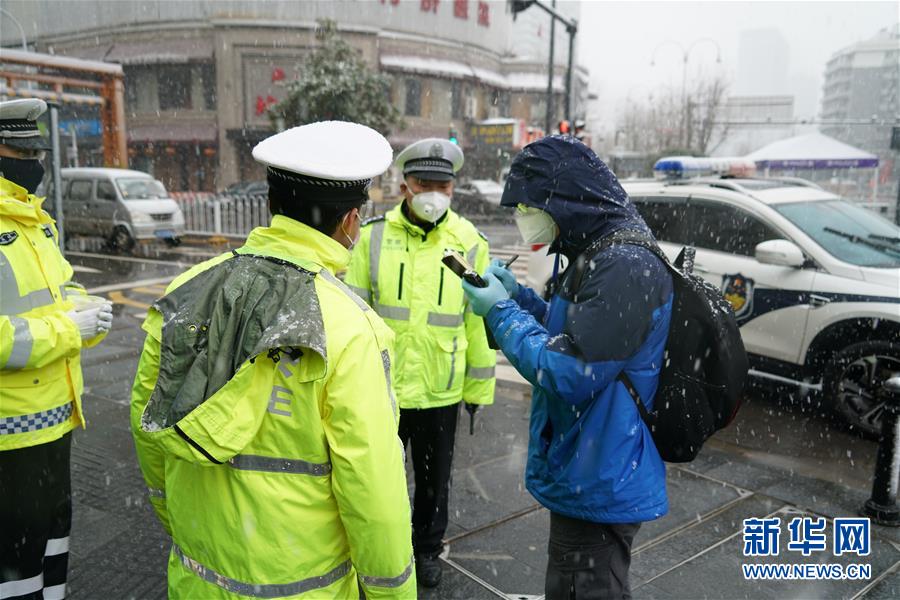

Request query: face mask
[
  {"left": 410, "top": 191, "right": 450, "bottom": 223},
  {"left": 0, "top": 157, "right": 45, "bottom": 194},
  {"left": 340, "top": 213, "right": 360, "bottom": 250},
  {"left": 515, "top": 206, "right": 558, "bottom": 244}
]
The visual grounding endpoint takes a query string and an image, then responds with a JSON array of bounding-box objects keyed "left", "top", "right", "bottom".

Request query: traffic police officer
[
  {"left": 130, "top": 121, "right": 415, "bottom": 598},
  {"left": 0, "top": 98, "right": 113, "bottom": 599},
  {"left": 346, "top": 137, "right": 496, "bottom": 587}
]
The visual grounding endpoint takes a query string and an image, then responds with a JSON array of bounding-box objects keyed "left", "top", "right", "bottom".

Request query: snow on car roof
[{"left": 622, "top": 178, "right": 839, "bottom": 205}]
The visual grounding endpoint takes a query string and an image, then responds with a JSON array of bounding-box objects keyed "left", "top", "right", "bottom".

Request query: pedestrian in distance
[
  {"left": 346, "top": 137, "right": 496, "bottom": 588},
  {"left": 130, "top": 121, "right": 416, "bottom": 598},
  {"left": 0, "top": 98, "right": 113, "bottom": 599},
  {"left": 461, "top": 135, "right": 673, "bottom": 599}
]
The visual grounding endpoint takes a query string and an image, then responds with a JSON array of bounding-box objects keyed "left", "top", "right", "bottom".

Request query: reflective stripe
[
  {"left": 228, "top": 454, "right": 332, "bottom": 476},
  {"left": 467, "top": 244, "right": 478, "bottom": 270},
  {"left": 4, "top": 316, "right": 33, "bottom": 369},
  {"left": 174, "top": 544, "right": 351, "bottom": 598},
  {"left": 0, "top": 402, "right": 73, "bottom": 435},
  {"left": 369, "top": 220, "right": 385, "bottom": 304},
  {"left": 346, "top": 285, "right": 372, "bottom": 305},
  {"left": 374, "top": 304, "right": 410, "bottom": 321},
  {"left": 446, "top": 337, "right": 458, "bottom": 390},
  {"left": 45, "top": 537, "right": 69, "bottom": 556},
  {"left": 360, "top": 557, "right": 414, "bottom": 589},
  {"left": 147, "top": 487, "right": 166, "bottom": 499},
  {"left": 43, "top": 583, "right": 66, "bottom": 600},
  {"left": 427, "top": 312, "right": 463, "bottom": 328},
  {"left": 0, "top": 252, "right": 56, "bottom": 315},
  {"left": 0, "top": 574, "right": 43, "bottom": 597},
  {"left": 318, "top": 269, "right": 370, "bottom": 312},
  {"left": 466, "top": 366, "right": 496, "bottom": 380},
  {"left": 381, "top": 349, "right": 398, "bottom": 419}
]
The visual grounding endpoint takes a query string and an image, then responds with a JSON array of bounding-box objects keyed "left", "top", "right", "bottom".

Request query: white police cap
[
  {"left": 396, "top": 138, "right": 464, "bottom": 182},
  {"left": 0, "top": 98, "right": 51, "bottom": 151},
  {"left": 253, "top": 121, "right": 392, "bottom": 182}
]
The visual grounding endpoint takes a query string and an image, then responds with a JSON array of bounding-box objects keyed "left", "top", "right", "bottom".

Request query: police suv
[{"left": 530, "top": 157, "right": 900, "bottom": 436}]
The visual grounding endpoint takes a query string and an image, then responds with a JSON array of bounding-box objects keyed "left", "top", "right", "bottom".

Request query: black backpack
[{"left": 573, "top": 229, "right": 749, "bottom": 462}]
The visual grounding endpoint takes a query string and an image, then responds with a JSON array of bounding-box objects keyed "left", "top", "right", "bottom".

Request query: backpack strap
[
  {"left": 617, "top": 371, "right": 653, "bottom": 426},
  {"left": 570, "top": 229, "right": 670, "bottom": 428},
  {"left": 571, "top": 229, "right": 667, "bottom": 291}
]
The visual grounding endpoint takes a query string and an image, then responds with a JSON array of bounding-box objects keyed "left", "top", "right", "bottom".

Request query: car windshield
[
  {"left": 774, "top": 200, "right": 900, "bottom": 268},
  {"left": 116, "top": 177, "right": 168, "bottom": 200}
]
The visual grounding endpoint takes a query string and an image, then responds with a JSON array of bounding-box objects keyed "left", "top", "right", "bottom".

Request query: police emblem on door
[{"left": 722, "top": 273, "right": 754, "bottom": 318}]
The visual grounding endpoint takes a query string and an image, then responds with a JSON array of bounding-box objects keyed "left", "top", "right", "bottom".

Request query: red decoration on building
[
  {"left": 454, "top": 0, "right": 468, "bottom": 19},
  {"left": 271, "top": 67, "right": 285, "bottom": 82},
  {"left": 421, "top": 0, "right": 439, "bottom": 14},
  {"left": 477, "top": 1, "right": 490, "bottom": 27},
  {"left": 255, "top": 95, "right": 278, "bottom": 116}
]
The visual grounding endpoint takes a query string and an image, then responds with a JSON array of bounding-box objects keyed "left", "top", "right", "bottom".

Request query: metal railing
[
  {"left": 171, "top": 192, "right": 270, "bottom": 237},
  {"left": 170, "top": 192, "right": 512, "bottom": 237}
]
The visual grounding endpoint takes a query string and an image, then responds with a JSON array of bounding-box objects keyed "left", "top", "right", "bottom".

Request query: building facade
[
  {"left": 2, "top": 0, "right": 588, "bottom": 191},
  {"left": 820, "top": 26, "right": 900, "bottom": 205}
]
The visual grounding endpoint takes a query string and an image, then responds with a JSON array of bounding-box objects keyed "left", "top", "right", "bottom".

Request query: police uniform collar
[{"left": 245, "top": 215, "right": 351, "bottom": 275}]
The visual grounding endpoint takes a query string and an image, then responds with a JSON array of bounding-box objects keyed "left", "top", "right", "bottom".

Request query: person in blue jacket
[{"left": 462, "top": 135, "right": 673, "bottom": 599}]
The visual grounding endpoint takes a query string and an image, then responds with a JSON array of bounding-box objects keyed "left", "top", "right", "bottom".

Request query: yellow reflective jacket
[
  {"left": 346, "top": 204, "right": 495, "bottom": 410},
  {"left": 0, "top": 177, "right": 104, "bottom": 451},
  {"left": 130, "top": 215, "right": 415, "bottom": 599}
]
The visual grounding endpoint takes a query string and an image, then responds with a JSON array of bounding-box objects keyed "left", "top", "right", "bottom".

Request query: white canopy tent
[
  {"left": 745, "top": 131, "right": 879, "bottom": 170},
  {"left": 745, "top": 131, "right": 881, "bottom": 203}
]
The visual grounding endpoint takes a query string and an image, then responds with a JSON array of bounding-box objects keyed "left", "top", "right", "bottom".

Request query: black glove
[{"left": 465, "top": 402, "right": 479, "bottom": 435}]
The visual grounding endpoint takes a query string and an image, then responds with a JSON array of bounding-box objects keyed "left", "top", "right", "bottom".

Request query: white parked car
[
  {"left": 51, "top": 168, "right": 185, "bottom": 250},
  {"left": 528, "top": 174, "right": 900, "bottom": 436}
]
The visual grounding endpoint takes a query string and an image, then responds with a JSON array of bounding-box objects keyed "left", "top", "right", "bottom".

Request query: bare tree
[{"left": 617, "top": 74, "right": 730, "bottom": 157}]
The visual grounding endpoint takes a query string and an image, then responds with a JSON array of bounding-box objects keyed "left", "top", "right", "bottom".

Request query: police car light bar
[{"left": 653, "top": 156, "right": 756, "bottom": 179}]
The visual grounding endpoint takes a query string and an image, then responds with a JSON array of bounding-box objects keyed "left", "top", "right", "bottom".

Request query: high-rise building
[{"left": 820, "top": 25, "right": 900, "bottom": 206}]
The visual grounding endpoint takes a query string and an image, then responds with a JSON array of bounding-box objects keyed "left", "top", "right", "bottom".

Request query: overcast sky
[{"left": 576, "top": 0, "right": 898, "bottom": 131}]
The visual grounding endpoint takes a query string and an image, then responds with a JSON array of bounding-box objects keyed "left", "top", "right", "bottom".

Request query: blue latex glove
[
  {"left": 487, "top": 258, "right": 520, "bottom": 298},
  {"left": 461, "top": 272, "right": 509, "bottom": 317}
]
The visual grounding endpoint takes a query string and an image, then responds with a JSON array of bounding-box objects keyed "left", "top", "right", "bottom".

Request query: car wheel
[
  {"left": 109, "top": 226, "right": 135, "bottom": 253},
  {"left": 825, "top": 340, "right": 900, "bottom": 437}
]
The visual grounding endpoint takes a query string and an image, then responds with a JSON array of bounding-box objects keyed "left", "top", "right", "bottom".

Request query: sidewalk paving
[{"left": 67, "top": 314, "right": 899, "bottom": 599}]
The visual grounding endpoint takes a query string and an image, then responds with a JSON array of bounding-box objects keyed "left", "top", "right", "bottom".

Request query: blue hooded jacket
[{"left": 487, "top": 136, "right": 673, "bottom": 523}]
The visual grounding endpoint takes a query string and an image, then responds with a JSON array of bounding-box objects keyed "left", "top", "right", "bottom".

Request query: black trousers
[
  {"left": 545, "top": 512, "right": 641, "bottom": 600},
  {"left": 0, "top": 433, "right": 72, "bottom": 600},
  {"left": 398, "top": 402, "right": 459, "bottom": 558}
]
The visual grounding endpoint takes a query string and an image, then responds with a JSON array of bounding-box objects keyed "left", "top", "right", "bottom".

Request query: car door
[
  {"left": 681, "top": 196, "right": 817, "bottom": 364},
  {"left": 634, "top": 194, "right": 816, "bottom": 364},
  {"left": 93, "top": 179, "right": 120, "bottom": 238},
  {"left": 65, "top": 179, "right": 93, "bottom": 235}
]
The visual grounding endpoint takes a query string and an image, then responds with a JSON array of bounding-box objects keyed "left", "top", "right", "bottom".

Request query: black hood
[{"left": 501, "top": 135, "right": 650, "bottom": 257}]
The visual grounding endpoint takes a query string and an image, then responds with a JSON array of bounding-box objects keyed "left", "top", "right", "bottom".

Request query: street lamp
[
  {"left": 0, "top": 7, "right": 28, "bottom": 52},
  {"left": 650, "top": 38, "right": 722, "bottom": 149},
  {"left": 509, "top": 0, "right": 578, "bottom": 131}
]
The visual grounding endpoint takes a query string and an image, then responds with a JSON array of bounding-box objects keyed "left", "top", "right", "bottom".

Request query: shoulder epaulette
[
  {"left": 361, "top": 215, "right": 386, "bottom": 227},
  {"left": 476, "top": 228, "right": 488, "bottom": 242}
]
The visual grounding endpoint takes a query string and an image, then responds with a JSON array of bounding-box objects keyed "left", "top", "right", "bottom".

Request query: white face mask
[
  {"left": 515, "top": 207, "right": 558, "bottom": 244},
  {"left": 340, "top": 212, "right": 360, "bottom": 250},
  {"left": 410, "top": 191, "right": 451, "bottom": 223}
]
